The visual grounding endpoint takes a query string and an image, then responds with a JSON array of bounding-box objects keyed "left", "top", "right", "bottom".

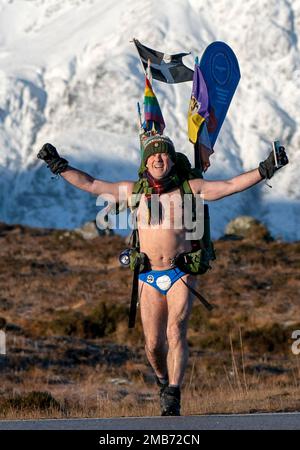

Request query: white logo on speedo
[
  {"left": 147, "top": 275, "right": 154, "bottom": 284},
  {"left": 156, "top": 275, "right": 171, "bottom": 291}
]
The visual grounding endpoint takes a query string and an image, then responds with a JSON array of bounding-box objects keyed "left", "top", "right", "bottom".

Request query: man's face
[{"left": 146, "top": 153, "right": 174, "bottom": 180}]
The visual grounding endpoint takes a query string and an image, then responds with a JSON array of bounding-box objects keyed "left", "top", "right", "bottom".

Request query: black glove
[
  {"left": 37, "top": 143, "right": 69, "bottom": 175},
  {"left": 258, "top": 146, "right": 289, "bottom": 179}
]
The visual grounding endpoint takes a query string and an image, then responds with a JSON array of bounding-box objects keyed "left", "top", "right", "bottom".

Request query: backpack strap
[
  {"left": 181, "top": 179, "right": 197, "bottom": 222},
  {"left": 179, "top": 179, "right": 214, "bottom": 310},
  {"left": 128, "top": 180, "right": 144, "bottom": 328},
  {"left": 180, "top": 179, "right": 199, "bottom": 246},
  {"left": 128, "top": 180, "right": 144, "bottom": 250},
  {"left": 180, "top": 277, "right": 214, "bottom": 311},
  {"left": 181, "top": 179, "right": 215, "bottom": 259},
  {"left": 129, "top": 180, "right": 144, "bottom": 209},
  {"left": 181, "top": 179, "right": 193, "bottom": 194},
  {"left": 128, "top": 263, "right": 140, "bottom": 328}
]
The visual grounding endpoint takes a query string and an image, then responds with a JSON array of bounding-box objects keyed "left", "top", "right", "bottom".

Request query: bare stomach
[
  {"left": 138, "top": 227, "right": 192, "bottom": 270},
  {"left": 136, "top": 190, "right": 195, "bottom": 269}
]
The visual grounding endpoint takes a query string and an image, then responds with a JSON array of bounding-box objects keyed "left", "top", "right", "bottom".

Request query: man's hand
[
  {"left": 37, "top": 143, "right": 60, "bottom": 163},
  {"left": 258, "top": 146, "right": 289, "bottom": 179},
  {"left": 37, "top": 143, "right": 69, "bottom": 175}
]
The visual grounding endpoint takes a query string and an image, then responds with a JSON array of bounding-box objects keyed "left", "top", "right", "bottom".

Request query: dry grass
[
  {"left": 0, "top": 222, "right": 300, "bottom": 419},
  {"left": 2, "top": 369, "right": 300, "bottom": 419}
]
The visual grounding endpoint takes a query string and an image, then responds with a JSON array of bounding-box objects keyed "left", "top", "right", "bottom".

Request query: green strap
[
  {"left": 128, "top": 182, "right": 143, "bottom": 251},
  {"left": 181, "top": 179, "right": 193, "bottom": 195},
  {"left": 181, "top": 179, "right": 197, "bottom": 224}
]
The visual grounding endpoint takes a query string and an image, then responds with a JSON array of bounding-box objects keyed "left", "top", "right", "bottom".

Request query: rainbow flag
[{"left": 143, "top": 76, "right": 165, "bottom": 134}]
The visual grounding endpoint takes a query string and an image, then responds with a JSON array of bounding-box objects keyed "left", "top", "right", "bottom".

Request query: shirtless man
[{"left": 37, "top": 136, "right": 288, "bottom": 416}]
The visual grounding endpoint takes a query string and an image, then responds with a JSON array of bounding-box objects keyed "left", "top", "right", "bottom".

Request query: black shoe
[{"left": 161, "top": 386, "right": 181, "bottom": 416}]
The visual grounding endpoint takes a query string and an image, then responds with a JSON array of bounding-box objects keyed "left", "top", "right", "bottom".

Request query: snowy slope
[{"left": 0, "top": 0, "right": 299, "bottom": 239}]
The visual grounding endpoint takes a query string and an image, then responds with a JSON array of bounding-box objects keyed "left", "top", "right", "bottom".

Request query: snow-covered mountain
[{"left": 0, "top": 0, "right": 299, "bottom": 240}]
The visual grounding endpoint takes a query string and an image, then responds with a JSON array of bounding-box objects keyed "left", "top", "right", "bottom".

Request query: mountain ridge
[{"left": 0, "top": 0, "right": 299, "bottom": 239}]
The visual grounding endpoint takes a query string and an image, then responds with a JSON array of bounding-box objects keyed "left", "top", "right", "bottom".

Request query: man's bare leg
[
  {"left": 139, "top": 282, "right": 168, "bottom": 380},
  {"left": 166, "top": 275, "right": 195, "bottom": 387}
]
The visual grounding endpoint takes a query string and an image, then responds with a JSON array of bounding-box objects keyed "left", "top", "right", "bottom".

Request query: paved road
[{"left": 0, "top": 412, "right": 300, "bottom": 430}]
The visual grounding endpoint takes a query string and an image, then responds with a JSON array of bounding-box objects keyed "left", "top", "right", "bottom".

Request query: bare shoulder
[
  {"left": 118, "top": 181, "right": 135, "bottom": 196},
  {"left": 188, "top": 178, "right": 205, "bottom": 195}
]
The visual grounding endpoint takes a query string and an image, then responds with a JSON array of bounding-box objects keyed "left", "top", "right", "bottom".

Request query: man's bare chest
[{"left": 137, "top": 190, "right": 185, "bottom": 229}]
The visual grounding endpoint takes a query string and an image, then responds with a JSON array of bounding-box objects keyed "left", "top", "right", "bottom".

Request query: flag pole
[
  {"left": 132, "top": 38, "right": 147, "bottom": 77},
  {"left": 192, "top": 56, "right": 202, "bottom": 170},
  {"left": 147, "top": 58, "right": 153, "bottom": 85},
  {"left": 194, "top": 140, "right": 201, "bottom": 170},
  {"left": 137, "top": 102, "right": 142, "bottom": 128}
]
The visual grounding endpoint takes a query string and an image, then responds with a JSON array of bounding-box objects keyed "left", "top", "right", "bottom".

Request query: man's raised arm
[
  {"left": 190, "top": 146, "right": 289, "bottom": 201},
  {"left": 37, "top": 143, "right": 133, "bottom": 200}
]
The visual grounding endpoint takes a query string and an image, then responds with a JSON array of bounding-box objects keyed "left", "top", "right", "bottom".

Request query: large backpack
[{"left": 127, "top": 153, "right": 216, "bottom": 327}]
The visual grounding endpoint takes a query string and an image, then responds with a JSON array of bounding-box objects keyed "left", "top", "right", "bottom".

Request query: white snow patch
[{"left": 0, "top": 0, "right": 299, "bottom": 240}]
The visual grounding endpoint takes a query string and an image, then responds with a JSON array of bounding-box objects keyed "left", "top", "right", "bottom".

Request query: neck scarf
[{"left": 142, "top": 168, "right": 182, "bottom": 224}]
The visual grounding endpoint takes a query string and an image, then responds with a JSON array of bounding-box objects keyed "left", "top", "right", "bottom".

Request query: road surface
[{"left": 0, "top": 412, "right": 300, "bottom": 430}]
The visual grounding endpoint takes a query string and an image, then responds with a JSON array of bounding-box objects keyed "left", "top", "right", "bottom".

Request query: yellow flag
[{"left": 187, "top": 95, "right": 205, "bottom": 144}]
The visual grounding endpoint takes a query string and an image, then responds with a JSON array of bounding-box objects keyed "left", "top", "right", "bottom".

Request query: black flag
[{"left": 133, "top": 38, "right": 194, "bottom": 84}]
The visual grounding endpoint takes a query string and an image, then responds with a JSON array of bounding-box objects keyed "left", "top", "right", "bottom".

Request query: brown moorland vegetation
[{"left": 0, "top": 222, "right": 300, "bottom": 418}]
